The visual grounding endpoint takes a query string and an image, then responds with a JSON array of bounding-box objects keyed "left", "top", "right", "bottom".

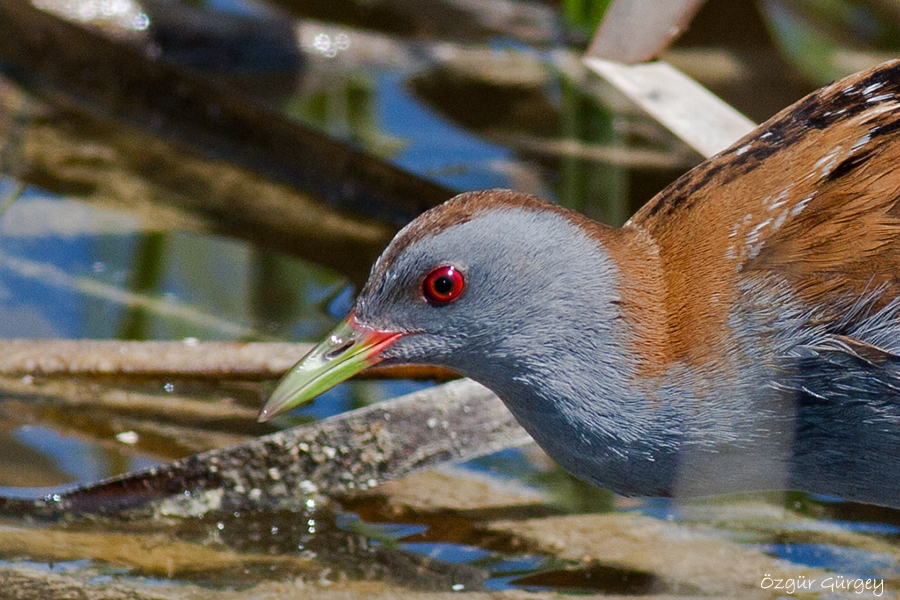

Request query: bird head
[{"left": 257, "top": 189, "right": 622, "bottom": 422}]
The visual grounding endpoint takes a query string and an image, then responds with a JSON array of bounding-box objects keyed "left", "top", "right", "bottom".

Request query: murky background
[{"left": 1, "top": 0, "right": 900, "bottom": 597}]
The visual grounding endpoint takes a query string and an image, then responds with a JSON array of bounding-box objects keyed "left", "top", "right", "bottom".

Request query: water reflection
[
  {"left": 0, "top": 425, "right": 158, "bottom": 493},
  {"left": 0, "top": 193, "right": 348, "bottom": 341}
]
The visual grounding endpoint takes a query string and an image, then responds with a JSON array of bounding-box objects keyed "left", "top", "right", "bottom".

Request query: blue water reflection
[{"left": 377, "top": 72, "right": 515, "bottom": 193}]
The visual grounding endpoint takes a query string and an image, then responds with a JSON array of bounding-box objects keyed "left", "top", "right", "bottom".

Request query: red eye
[{"left": 422, "top": 265, "right": 465, "bottom": 305}]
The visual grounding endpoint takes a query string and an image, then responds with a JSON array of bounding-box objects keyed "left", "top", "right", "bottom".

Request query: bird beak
[{"left": 257, "top": 313, "right": 403, "bottom": 422}]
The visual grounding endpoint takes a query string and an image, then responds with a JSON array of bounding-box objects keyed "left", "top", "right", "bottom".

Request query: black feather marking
[
  {"left": 871, "top": 119, "right": 900, "bottom": 140},
  {"left": 638, "top": 60, "right": 900, "bottom": 222},
  {"left": 825, "top": 149, "right": 876, "bottom": 182}
]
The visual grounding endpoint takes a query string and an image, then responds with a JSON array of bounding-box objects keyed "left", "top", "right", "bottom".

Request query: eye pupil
[
  {"left": 422, "top": 265, "right": 465, "bottom": 305},
  {"left": 432, "top": 276, "right": 453, "bottom": 295}
]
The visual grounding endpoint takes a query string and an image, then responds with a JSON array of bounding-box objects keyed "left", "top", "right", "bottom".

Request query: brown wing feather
[{"left": 624, "top": 60, "right": 900, "bottom": 366}]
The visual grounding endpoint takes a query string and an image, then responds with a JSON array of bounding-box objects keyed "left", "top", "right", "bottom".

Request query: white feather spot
[
  {"left": 851, "top": 133, "right": 871, "bottom": 154},
  {"left": 744, "top": 219, "right": 771, "bottom": 253},
  {"left": 772, "top": 207, "right": 790, "bottom": 231},
  {"left": 867, "top": 93, "right": 893, "bottom": 103},
  {"left": 863, "top": 82, "right": 884, "bottom": 95},
  {"left": 791, "top": 193, "right": 815, "bottom": 216},
  {"left": 751, "top": 220, "right": 771, "bottom": 234},
  {"left": 813, "top": 145, "right": 843, "bottom": 177},
  {"left": 768, "top": 186, "right": 793, "bottom": 210},
  {"left": 747, "top": 241, "right": 765, "bottom": 260}
]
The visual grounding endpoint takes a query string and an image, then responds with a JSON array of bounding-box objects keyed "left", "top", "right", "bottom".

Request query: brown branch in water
[
  {"left": 0, "top": 0, "right": 453, "bottom": 223},
  {"left": 0, "top": 380, "right": 530, "bottom": 519},
  {"left": 0, "top": 339, "right": 455, "bottom": 381}
]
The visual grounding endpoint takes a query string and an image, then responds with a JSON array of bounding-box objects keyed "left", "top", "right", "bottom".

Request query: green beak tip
[{"left": 257, "top": 317, "right": 401, "bottom": 422}]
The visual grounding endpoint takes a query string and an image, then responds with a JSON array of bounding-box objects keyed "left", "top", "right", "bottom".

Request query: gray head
[
  {"left": 259, "top": 189, "right": 632, "bottom": 420},
  {"left": 353, "top": 190, "right": 628, "bottom": 391}
]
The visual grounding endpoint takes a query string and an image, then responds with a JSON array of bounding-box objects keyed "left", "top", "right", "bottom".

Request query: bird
[{"left": 260, "top": 59, "right": 900, "bottom": 507}]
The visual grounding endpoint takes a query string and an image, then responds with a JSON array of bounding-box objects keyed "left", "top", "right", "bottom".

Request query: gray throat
[{"left": 441, "top": 217, "right": 685, "bottom": 497}]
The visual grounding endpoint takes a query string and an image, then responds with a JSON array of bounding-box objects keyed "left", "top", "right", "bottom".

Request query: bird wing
[{"left": 625, "top": 60, "right": 900, "bottom": 364}]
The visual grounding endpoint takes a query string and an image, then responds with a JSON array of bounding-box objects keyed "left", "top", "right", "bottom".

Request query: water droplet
[
  {"left": 313, "top": 33, "right": 330, "bottom": 53},
  {"left": 115, "top": 430, "right": 139, "bottom": 444},
  {"left": 132, "top": 12, "right": 150, "bottom": 30}
]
